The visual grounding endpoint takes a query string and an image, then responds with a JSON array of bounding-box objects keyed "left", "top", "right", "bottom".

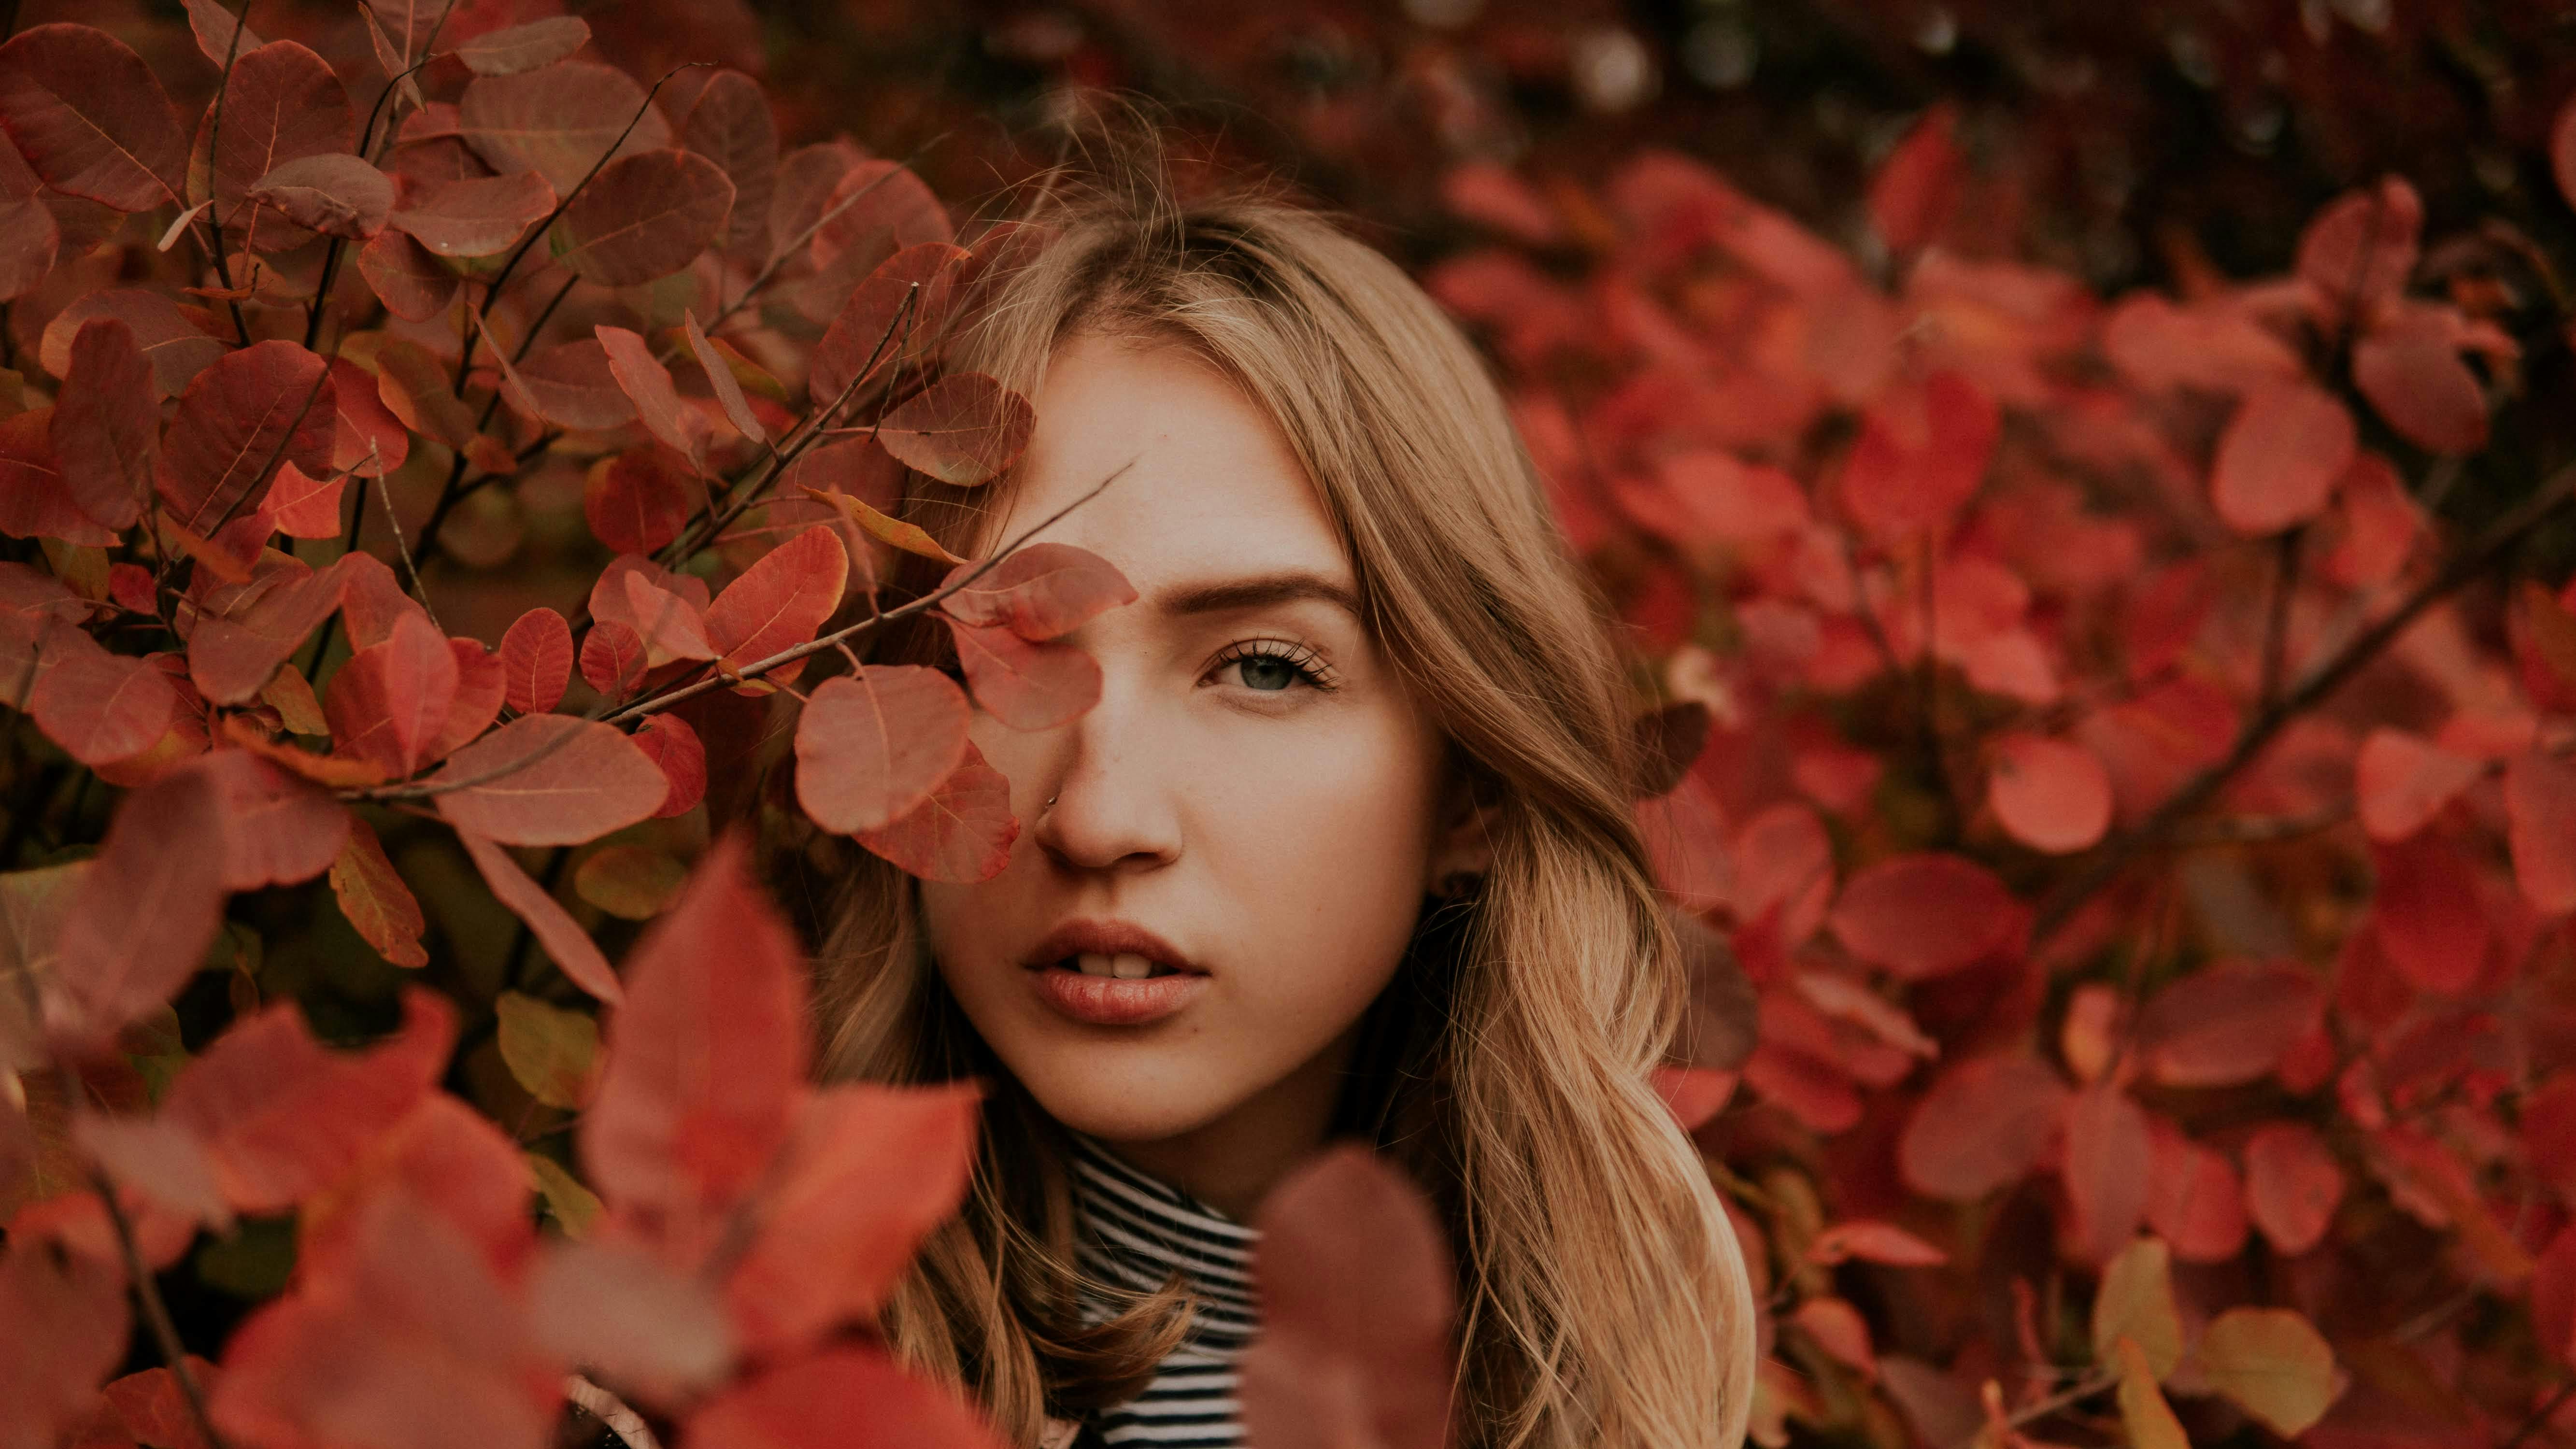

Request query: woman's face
[{"left": 919, "top": 332, "right": 1453, "bottom": 1200}]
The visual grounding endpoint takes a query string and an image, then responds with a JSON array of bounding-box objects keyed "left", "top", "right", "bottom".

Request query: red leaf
[
  {"left": 1838, "top": 371, "right": 1997, "bottom": 540},
  {"left": 1898, "top": 1053, "right": 2070, "bottom": 1201},
  {"left": 2145, "top": 1118, "right": 2249, "bottom": 1263},
  {"left": 1829, "top": 852, "right": 2021, "bottom": 980},
  {"left": 2135, "top": 959, "right": 2324, "bottom": 1088},
  {"left": 808, "top": 242, "right": 968, "bottom": 407},
  {"left": 429, "top": 713, "right": 669, "bottom": 846},
  {"left": 584, "top": 445, "right": 694, "bottom": 554},
  {"left": 1986, "top": 733, "right": 2113, "bottom": 854},
  {"left": 0, "top": 24, "right": 185, "bottom": 212},
  {"left": 580, "top": 620, "right": 647, "bottom": 699},
  {"left": 157, "top": 988, "right": 454, "bottom": 1213},
  {"left": 1792, "top": 1297, "right": 1879, "bottom": 1380},
  {"left": 426, "top": 637, "right": 505, "bottom": 764},
  {"left": 454, "top": 828, "right": 622, "bottom": 1004},
  {"left": 0, "top": 1237, "right": 129, "bottom": 1449},
  {"left": 211, "top": 1183, "right": 559, "bottom": 1449},
  {"left": 680, "top": 71, "right": 776, "bottom": 261},
  {"left": 265, "top": 463, "right": 345, "bottom": 538},
  {"left": 589, "top": 555, "right": 708, "bottom": 647},
  {"left": 938, "top": 543, "right": 1137, "bottom": 640},
  {"left": 374, "top": 338, "right": 492, "bottom": 459},
  {"left": 554, "top": 149, "right": 733, "bottom": 288},
  {"left": 1650, "top": 1064, "right": 1738, "bottom": 1130},
  {"left": 634, "top": 713, "right": 706, "bottom": 818},
  {"left": 2355, "top": 727, "right": 2482, "bottom": 841},
  {"left": 2324, "top": 451, "right": 2421, "bottom": 588},
  {"left": 330, "top": 815, "right": 428, "bottom": 967},
  {"left": 1808, "top": 1220, "right": 1948, "bottom": 1268},
  {"left": 793, "top": 666, "right": 970, "bottom": 833},
  {"left": 2210, "top": 383, "right": 2355, "bottom": 536},
  {"left": 946, "top": 619, "right": 1099, "bottom": 732},
  {"left": 2295, "top": 177, "right": 2420, "bottom": 319},
  {"left": 183, "top": 552, "right": 345, "bottom": 705},
  {"left": 355, "top": 229, "right": 459, "bottom": 320},
  {"left": 685, "top": 1346, "right": 1006, "bottom": 1449},
  {"left": 874, "top": 372, "right": 1034, "bottom": 487},
  {"left": 39, "top": 288, "right": 226, "bottom": 399},
  {"left": 42, "top": 765, "right": 229, "bottom": 1045},
  {"left": 249, "top": 153, "right": 392, "bottom": 241},
  {"left": 0, "top": 407, "right": 114, "bottom": 546},
  {"left": 684, "top": 310, "right": 764, "bottom": 444},
  {"left": 2102, "top": 294, "right": 2303, "bottom": 396},
  {"left": 197, "top": 42, "right": 354, "bottom": 253},
  {"left": 2506, "top": 748, "right": 2576, "bottom": 915},
  {"left": 51, "top": 317, "right": 157, "bottom": 529},
  {"left": 2353, "top": 306, "right": 2490, "bottom": 455},
  {"left": 300, "top": 1094, "right": 534, "bottom": 1288},
  {"left": 2060, "top": 1084, "right": 2151, "bottom": 1264},
  {"left": 1867, "top": 103, "right": 1961, "bottom": 256},
  {"left": 94, "top": 1362, "right": 224, "bottom": 1449},
  {"left": 808, "top": 157, "right": 949, "bottom": 277},
  {"left": 584, "top": 834, "right": 807, "bottom": 1267},
  {"left": 500, "top": 607, "right": 572, "bottom": 713},
  {"left": 853, "top": 740, "right": 1018, "bottom": 883},
  {"left": 2369, "top": 835, "right": 2490, "bottom": 994},
  {"left": 155, "top": 339, "right": 336, "bottom": 537},
  {"left": 723, "top": 1082, "right": 980, "bottom": 1355},
  {"left": 182, "top": 0, "right": 262, "bottom": 67},
  {"left": 0, "top": 136, "right": 56, "bottom": 303},
  {"left": 457, "top": 60, "right": 669, "bottom": 193},
  {"left": 28, "top": 628, "right": 178, "bottom": 765},
  {"left": 323, "top": 609, "right": 459, "bottom": 777},
  {"left": 1240, "top": 1147, "right": 1456, "bottom": 1449},
  {"left": 2242, "top": 1122, "right": 2343, "bottom": 1256},
  {"left": 198, "top": 749, "right": 350, "bottom": 890},
  {"left": 704, "top": 523, "right": 847, "bottom": 685},
  {"left": 503, "top": 337, "right": 634, "bottom": 430},
  {"left": 620, "top": 570, "right": 717, "bottom": 666},
  {"left": 390, "top": 169, "right": 556, "bottom": 257},
  {"left": 454, "top": 16, "right": 591, "bottom": 76}
]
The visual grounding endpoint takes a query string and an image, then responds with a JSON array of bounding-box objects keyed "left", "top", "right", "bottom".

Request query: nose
[{"left": 1026, "top": 682, "right": 1181, "bottom": 875}]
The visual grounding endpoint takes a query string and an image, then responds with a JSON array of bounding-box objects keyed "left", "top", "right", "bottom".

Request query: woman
[{"left": 808, "top": 149, "right": 1755, "bottom": 1449}]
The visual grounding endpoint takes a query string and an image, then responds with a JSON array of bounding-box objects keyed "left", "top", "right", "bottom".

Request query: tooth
[
  {"left": 1111, "top": 953, "right": 1153, "bottom": 980},
  {"left": 1076, "top": 953, "right": 1115, "bottom": 977}
]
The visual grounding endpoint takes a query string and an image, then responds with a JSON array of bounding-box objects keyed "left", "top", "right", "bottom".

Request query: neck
[{"left": 1095, "top": 1024, "right": 1357, "bottom": 1219}]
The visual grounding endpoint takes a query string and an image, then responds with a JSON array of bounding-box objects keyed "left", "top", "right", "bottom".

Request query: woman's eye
[{"left": 1235, "top": 654, "right": 1305, "bottom": 691}]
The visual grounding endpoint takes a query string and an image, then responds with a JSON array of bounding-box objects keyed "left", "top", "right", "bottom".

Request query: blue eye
[{"left": 1211, "top": 640, "right": 1333, "bottom": 693}]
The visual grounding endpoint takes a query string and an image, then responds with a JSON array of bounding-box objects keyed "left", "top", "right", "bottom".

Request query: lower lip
[{"left": 1027, "top": 965, "right": 1208, "bottom": 1026}]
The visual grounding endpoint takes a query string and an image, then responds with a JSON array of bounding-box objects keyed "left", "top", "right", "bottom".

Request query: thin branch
[
  {"left": 372, "top": 452, "right": 442, "bottom": 632},
  {"left": 2500, "top": 1378, "right": 2576, "bottom": 1449},
  {"left": 706, "top": 157, "right": 922, "bottom": 333},
  {"left": 2032, "top": 460, "right": 2576, "bottom": 946},
  {"left": 199, "top": 0, "right": 256, "bottom": 345},
  {"left": 90, "top": 1164, "right": 231, "bottom": 1449}
]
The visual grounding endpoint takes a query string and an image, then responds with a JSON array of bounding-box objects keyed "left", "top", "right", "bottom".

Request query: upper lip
[{"left": 1023, "top": 919, "right": 1204, "bottom": 974}]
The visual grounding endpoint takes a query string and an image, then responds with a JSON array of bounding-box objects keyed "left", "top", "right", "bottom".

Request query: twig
[
  {"left": 372, "top": 454, "right": 442, "bottom": 632},
  {"left": 2032, "top": 460, "right": 2576, "bottom": 946},
  {"left": 89, "top": 1164, "right": 232, "bottom": 1449},
  {"left": 2500, "top": 1378, "right": 2576, "bottom": 1449},
  {"left": 199, "top": 0, "right": 256, "bottom": 345},
  {"left": 2258, "top": 527, "right": 2302, "bottom": 709}
]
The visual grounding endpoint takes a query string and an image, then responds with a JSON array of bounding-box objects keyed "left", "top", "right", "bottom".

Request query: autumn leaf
[
  {"left": 2210, "top": 382, "right": 2355, "bottom": 536},
  {"left": 1828, "top": 852, "right": 2021, "bottom": 980},
  {"left": 390, "top": 170, "right": 557, "bottom": 257},
  {"left": 0, "top": 1236, "right": 130, "bottom": 1449},
  {"left": 455, "top": 829, "right": 623, "bottom": 1004},
  {"left": 809, "top": 242, "right": 968, "bottom": 407},
  {"left": 51, "top": 317, "right": 157, "bottom": 530},
  {"left": 1239, "top": 1146, "right": 1457, "bottom": 1449},
  {"left": 454, "top": 16, "right": 591, "bottom": 76},
  {"left": 457, "top": 60, "right": 669, "bottom": 193},
  {"left": 938, "top": 543, "right": 1137, "bottom": 640},
  {"left": 2195, "top": 1307, "right": 2338, "bottom": 1435},
  {"left": 873, "top": 371, "right": 1035, "bottom": 486},
  {"left": 196, "top": 41, "right": 354, "bottom": 253},
  {"left": 553, "top": 149, "right": 733, "bottom": 288},
  {"left": 2242, "top": 1122, "right": 2343, "bottom": 1256},
  {"left": 249, "top": 153, "right": 394, "bottom": 241},
  {"left": 685, "top": 310, "right": 765, "bottom": 444},
  {"left": 795, "top": 667, "right": 972, "bottom": 834},
  {"left": 1898, "top": 1054, "right": 2069, "bottom": 1201},
  {"left": 2354, "top": 727, "right": 2482, "bottom": 841},
  {"left": 685, "top": 1346, "right": 1007, "bottom": 1449},
  {"left": 155, "top": 340, "right": 337, "bottom": 538},
  {"left": 704, "top": 523, "right": 847, "bottom": 687},
  {"left": 947, "top": 618, "right": 1100, "bottom": 731},
  {"left": 500, "top": 607, "right": 573, "bottom": 714},
  {"left": 584, "top": 445, "right": 694, "bottom": 554},
  {"left": 323, "top": 610, "right": 459, "bottom": 778},
  {"left": 853, "top": 740, "right": 1018, "bottom": 883},
  {"left": 0, "top": 24, "right": 186, "bottom": 212},
  {"left": 428, "top": 713, "right": 669, "bottom": 846},
  {"left": 1985, "top": 733, "right": 2113, "bottom": 854},
  {"left": 329, "top": 815, "right": 428, "bottom": 968},
  {"left": 682, "top": 71, "right": 777, "bottom": 261},
  {"left": 42, "top": 765, "right": 230, "bottom": 1046},
  {"left": 356, "top": 228, "right": 461, "bottom": 320},
  {"left": 633, "top": 713, "right": 706, "bottom": 819}
]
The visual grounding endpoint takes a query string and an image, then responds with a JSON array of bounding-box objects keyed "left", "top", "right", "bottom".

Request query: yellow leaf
[
  {"left": 574, "top": 844, "right": 687, "bottom": 921},
  {"left": 2196, "top": 1307, "right": 2337, "bottom": 1436},
  {"left": 260, "top": 663, "right": 327, "bottom": 736},
  {"left": 2115, "top": 1337, "right": 2190, "bottom": 1449},
  {"left": 495, "top": 990, "right": 599, "bottom": 1109},
  {"left": 2092, "top": 1237, "right": 2183, "bottom": 1380},
  {"left": 800, "top": 484, "right": 966, "bottom": 565},
  {"left": 525, "top": 1151, "right": 601, "bottom": 1239}
]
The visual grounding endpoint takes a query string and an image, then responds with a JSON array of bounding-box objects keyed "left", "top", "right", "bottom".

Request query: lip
[{"left": 1022, "top": 918, "right": 1209, "bottom": 1027}]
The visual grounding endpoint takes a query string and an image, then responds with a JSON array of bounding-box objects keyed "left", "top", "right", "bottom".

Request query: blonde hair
[{"left": 803, "top": 135, "right": 1755, "bottom": 1449}]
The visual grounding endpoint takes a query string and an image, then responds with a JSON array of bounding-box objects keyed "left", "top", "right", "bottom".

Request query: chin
[{"left": 1015, "top": 1056, "right": 1243, "bottom": 1146}]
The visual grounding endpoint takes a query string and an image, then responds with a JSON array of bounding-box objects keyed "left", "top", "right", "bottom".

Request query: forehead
[{"left": 985, "top": 333, "right": 1351, "bottom": 594}]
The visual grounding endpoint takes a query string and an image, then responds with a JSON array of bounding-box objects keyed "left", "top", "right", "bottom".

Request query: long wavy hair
[{"left": 802, "top": 133, "right": 1755, "bottom": 1449}]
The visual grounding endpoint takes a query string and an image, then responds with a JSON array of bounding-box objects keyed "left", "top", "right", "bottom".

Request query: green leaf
[
  {"left": 495, "top": 989, "right": 598, "bottom": 1109},
  {"left": 2115, "top": 1337, "right": 2189, "bottom": 1449},
  {"left": 574, "top": 844, "right": 687, "bottom": 921},
  {"left": 526, "top": 1151, "right": 602, "bottom": 1239},
  {"left": 2196, "top": 1307, "right": 2337, "bottom": 1436},
  {"left": 2092, "top": 1236, "right": 2183, "bottom": 1380}
]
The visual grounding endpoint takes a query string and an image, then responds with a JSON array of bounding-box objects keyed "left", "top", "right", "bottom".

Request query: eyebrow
[{"left": 1152, "top": 570, "right": 1365, "bottom": 621}]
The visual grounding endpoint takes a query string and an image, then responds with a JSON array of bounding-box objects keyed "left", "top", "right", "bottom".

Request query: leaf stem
[{"left": 88, "top": 1161, "right": 232, "bottom": 1449}]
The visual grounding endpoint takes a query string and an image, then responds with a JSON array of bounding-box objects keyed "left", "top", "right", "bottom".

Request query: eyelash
[{"left": 1207, "top": 638, "right": 1338, "bottom": 693}]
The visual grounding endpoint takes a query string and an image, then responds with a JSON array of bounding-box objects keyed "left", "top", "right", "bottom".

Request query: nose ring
[{"left": 1043, "top": 794, "right": 1058, "bottom": 810}]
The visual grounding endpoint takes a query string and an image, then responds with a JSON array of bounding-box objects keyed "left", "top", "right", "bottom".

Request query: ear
[{"left": 1422, "top": 784, "right": 1496, "bottom": 898}]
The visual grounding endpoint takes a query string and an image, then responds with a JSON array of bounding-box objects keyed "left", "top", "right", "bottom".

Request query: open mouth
[{"left": 1048, "top": 953, "right": 1191, "bottom": 980}]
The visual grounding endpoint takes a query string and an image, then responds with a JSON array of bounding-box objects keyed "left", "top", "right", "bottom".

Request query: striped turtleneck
[{"left": 1068, "top": 1135, "right": 1260, "bottom": 1448}]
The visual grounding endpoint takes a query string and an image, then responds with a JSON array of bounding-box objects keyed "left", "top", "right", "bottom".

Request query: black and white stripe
[{"left": 1070, "top": 1136, "right": 1260, "bottom": 1447}]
